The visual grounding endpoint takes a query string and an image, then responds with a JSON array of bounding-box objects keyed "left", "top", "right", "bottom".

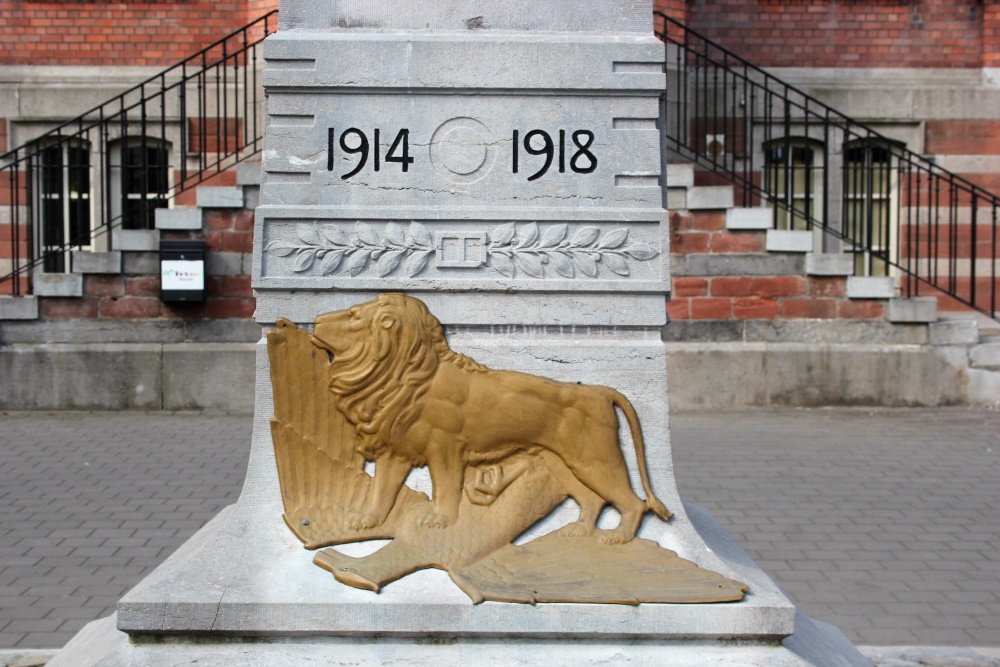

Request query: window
[
  {"left": 763, "top": 140, "right": 823, "bottom": 232},
  {"left": 35, "top": 140, "right": 92, "bottom": 273},
  {"left": 109, "top": 138, "right": 171, "bottom": 230},
  {"left": 843, "top": 141, "right": 898, "bottom": 276}
]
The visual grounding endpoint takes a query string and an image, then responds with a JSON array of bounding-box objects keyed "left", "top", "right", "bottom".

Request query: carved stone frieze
[{"left": 265, "top": 221, "right": 660, "bottom": 279}]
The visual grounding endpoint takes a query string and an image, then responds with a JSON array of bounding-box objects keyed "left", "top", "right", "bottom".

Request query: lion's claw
[
  {"left": 417, "top": 512, "right": 451, "bottom": 529},
  {"left": 557, "top": 522, "right": 594, "bottom": 538}
]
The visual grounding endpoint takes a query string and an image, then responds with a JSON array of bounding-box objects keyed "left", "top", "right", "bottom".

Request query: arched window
[
  {"left": 109, "top": 138, "right": 171, "bottom": 230},
  {"left": 843, "top": 140, "right": 900, "bottom": 277},
  {"left": 35, "top": 139, "right": 92, "bottom": 273},
  {"left": 763, "top": 139, "right": 824, "bottom": 232}
]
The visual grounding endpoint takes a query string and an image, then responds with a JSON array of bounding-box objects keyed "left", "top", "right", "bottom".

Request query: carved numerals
[{"left": 265, "top": 222, "right": 659, "bottom": 279}]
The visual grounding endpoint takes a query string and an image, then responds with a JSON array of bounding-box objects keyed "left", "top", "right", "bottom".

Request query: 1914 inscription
[{"left": 326, "top": 127, "right": 597, "bottom": 181}]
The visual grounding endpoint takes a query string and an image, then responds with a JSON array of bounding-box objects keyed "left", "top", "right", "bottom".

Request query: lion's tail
[{"left": 606, "top": 388, "right": 674, "bottom": 523}]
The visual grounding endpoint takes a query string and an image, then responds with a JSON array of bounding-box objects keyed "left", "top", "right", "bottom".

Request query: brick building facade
[{"left": 1, "top": 1, "right": 998, "bottom": 408}]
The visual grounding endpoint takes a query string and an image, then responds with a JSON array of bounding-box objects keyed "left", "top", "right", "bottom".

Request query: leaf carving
[
  {"left": 376, "top": 250, "right": 406, "bottom": 277},
  {"left": 518, "top": 222, "right": 539, "bottom": 248},
  {"left": 265, "top": 241, "right": 298, "bottom": 257},
  {"left": 348, "top": 249, "right": 371, "bottom": 276},
  {"left": 571, "top": 251, "right": 599, "bottom": 277},
  {"left": 355, "top": 222, "right": 379, "bottom": 247},
  {"left": 598, "top": 228, "right": 629, "bottom": 249},
  {"left": 491, "top": 222, "right": 516, "bottom": 247},
  {"left": 491, "top": 252, "right": 514, "bottom": 277},
  {"left": 539, "top": 224, "right": 567, "bottom": 248},
  {"left": 512, "top": 252, "right": 544, "bottom": 278},
  {"left": 319, "top": 249, "right": 345, "bottom": 274},
  {"left": 549, "top": 252, "right": 575, "bottom": 278},
  {"left": 571, "top": 227, "right": 600, "bottom": 247},
  {"left": 293, "top": 248, "right": 317, "bottom": 272},
  {"left": 408, "top": 221, "right": 432, "bottom": 248},
  {"left": 323, "top": 226, "right": 350, "bottom": 247},
  {"left": 405, "top": 250, "right": 433, "bottom": 277},
  {"left": 297, "top": 224, "right": 321, "bottom": 246},
  {"left": 624, "top": 242, "right": 659, "bottom": 261},
  {"left": 602, "top": 253, "right": 630, "bottom": 276},
  {"left": 384, "top": 223, "right": 406, "bottom": 248}
]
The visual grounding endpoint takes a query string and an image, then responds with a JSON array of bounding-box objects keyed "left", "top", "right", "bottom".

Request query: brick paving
[{"left": 0, "top": 407, "right": 997, "bottom": 650}]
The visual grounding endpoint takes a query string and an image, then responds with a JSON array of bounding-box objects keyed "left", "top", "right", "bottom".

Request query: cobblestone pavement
[{"left": 0, "top": 408, "right": 998, "bottom": 652}]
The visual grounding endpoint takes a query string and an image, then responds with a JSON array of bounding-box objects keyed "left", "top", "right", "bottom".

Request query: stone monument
[{"left": 47, "top": 1, "right": 869, "bottom": 664}]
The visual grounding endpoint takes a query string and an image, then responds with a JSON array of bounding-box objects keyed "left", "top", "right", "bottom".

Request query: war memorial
[{"left": 45, "top": 1, "right": 870, "bottom": 664}]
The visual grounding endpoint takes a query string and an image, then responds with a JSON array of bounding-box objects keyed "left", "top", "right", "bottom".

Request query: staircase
[
  {"left": 0, "top": 10, "right": 277, "bottom": 312},
  {"left": 655, "top": 11, "right": 1000, "bottom": 324}
]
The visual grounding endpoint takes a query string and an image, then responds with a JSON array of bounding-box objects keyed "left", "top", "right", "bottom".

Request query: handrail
[
  {"left": 655, "top": 11, "right": 1000, "bottom": 320},
  {"left": 1, "top": 10, "right": 278, "bottom": 296}
]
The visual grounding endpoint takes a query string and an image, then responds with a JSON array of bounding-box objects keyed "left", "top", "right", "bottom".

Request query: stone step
[
  {"left": 156, "top": 207, "right": 202, "bottom": 230},
  {"left": 33, "top": 273, "right": 83, "bottom": 298},
  {"left": 0, "top": 295, "right": 39, "bottom": 320},
  {"left": 765, "top": 229, "right": 813, "bottom": 253},
  {"left": 726, "top": 207, "right": 771, "bottom": 230},
  {"left": 686, "top": 185, "right": 734, "bottom": 210}
]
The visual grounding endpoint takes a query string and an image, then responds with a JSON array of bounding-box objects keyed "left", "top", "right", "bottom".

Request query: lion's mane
[{"left": 328, "top": 293, "right": 486, "bottom": 457}]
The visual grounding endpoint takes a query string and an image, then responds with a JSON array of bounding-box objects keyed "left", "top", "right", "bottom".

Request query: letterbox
[{"left": 159, "top": 240, "right": 206, "bottom": 302}]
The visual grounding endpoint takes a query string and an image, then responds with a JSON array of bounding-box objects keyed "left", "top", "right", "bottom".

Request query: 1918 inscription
[{"left": 326, "top": 126, "right": 597, "bottom": 181}]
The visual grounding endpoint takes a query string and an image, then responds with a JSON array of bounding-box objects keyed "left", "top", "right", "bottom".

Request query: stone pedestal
[{"left": 47, "top": 2, "right": 869, "bottom": 664}]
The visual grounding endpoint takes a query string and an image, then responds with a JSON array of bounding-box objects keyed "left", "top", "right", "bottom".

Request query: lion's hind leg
[{"left": 536, "top": 451, "right": 604, "bottom": 538}]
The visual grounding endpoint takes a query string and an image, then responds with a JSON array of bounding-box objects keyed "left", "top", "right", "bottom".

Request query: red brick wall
[
  {"left": 0, "top": 2, "right": 277, "bottom": 67},
  {"left": 655, "top": 0, "right": 690, "bottom": 26},
  {"left": 38, "top": 207, "right": 256, "bottom": 320},
  {"left": 674, "top": 0, "right": 984, "bottom": 69}
]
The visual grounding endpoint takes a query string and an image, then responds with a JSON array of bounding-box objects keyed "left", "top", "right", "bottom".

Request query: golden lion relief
[
  {"left": 266, "top": 293, "right": 747, "bottom": 604},
  {"left": 311, "top": 292, "right": 672, "bottom": 544}
]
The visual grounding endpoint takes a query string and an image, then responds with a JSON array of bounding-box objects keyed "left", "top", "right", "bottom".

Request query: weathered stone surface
[
  {"left": 155, "top": 207, "right": 202, "bottom": 230},
  {"left": 673, "top": 253, "right": 805, "bottom": 277},
  {"left": 0, "top": 344, "right": 162, "bottom": 410},
  {"left": 971, "top": 341, "right": 1000, "bottom": 368},
  {"left": 766, "top": 229, "right": 814, "bottom": 253},
  {"left": 0, "top": 296, "right": 39, "bottom": 320},
  {"left": 805, "top": 253, "right": 853, "bottom": 276},
  {"left": 887, "top": 297, "right": 937, "bottom": 323},
  {"left": 928, "top": 318, "right": 980, "bottom": 346},
  {"left": 686, "top": 185, "right": 734, "bottom": 210},
  {"left": 197, "top": 186, "right": 244, "bottom": 208},
  {"left": 72, "top": 251, "right": 121, "bottom": 274},
  {"left": 846, "top": 276, "right": 894, "bottom": 299},
  {"left": 162, "top": 343, "right": 256, "bottom": 411},
  {"left": 113, "top": 229, "right": 159, "bottom": 251},
  {"left": 33, "top": 273, "right": 83, "bottom": 297},
  {"left": 727, "top": 207, "right": 772, "bottom": 230}
]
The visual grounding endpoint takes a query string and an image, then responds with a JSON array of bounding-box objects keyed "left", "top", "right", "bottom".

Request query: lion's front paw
[
  {"left": 346, "top": 511, "right": 379, "bottom": 531},
  {"left": 417, "top": 511, "right": 451, "bottom": 529}
]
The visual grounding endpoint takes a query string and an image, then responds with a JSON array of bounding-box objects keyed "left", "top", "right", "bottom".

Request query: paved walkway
[{"left": 0, "top": 408, "right": 997, "bottom": 652}]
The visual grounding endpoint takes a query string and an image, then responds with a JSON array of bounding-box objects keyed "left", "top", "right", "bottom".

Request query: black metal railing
[
  {"left": 1, "top": 10, "right": 277, "bottom": 296},
  {"left": 656, "top": 12, "right": 1000, "bottom": 320}
]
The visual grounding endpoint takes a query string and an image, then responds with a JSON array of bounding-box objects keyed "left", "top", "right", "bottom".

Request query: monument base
[{"left": 46, "top": 503, "right": 869, "bottom": 667}]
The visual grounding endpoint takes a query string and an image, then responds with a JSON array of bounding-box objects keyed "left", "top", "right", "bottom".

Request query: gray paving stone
[{"left": 1, "top": 408, "right": 999, "bottom": 650}]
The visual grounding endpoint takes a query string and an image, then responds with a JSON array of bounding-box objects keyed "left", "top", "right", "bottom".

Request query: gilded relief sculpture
[{"left": 267, "top": 293, "right": 747, "bottom": 604}]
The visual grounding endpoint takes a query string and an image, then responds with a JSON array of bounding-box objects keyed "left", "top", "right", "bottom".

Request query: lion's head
[{"left": 311, "top": 293, "right": 483, "bottom": 456}]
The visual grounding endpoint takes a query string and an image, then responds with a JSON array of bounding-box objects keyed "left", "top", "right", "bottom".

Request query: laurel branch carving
[{"left": 265, "top": 222, "right": 659, "bottom": 279}]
